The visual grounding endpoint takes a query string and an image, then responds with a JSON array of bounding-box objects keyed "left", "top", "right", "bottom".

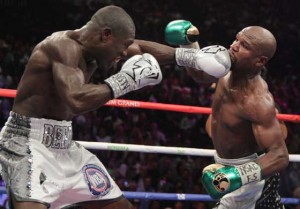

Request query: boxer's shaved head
[
  {"left": 241, "top": 26, "right": 277, "bottom": 61},
  {"left": 88, "top": 5, "right": 135, "bottom": 38}
]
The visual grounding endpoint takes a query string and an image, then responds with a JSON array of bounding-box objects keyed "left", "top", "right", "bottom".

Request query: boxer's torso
[
  {"left": 211, "top": 72, "right": 270, "bottom": 158},
  {"left": 12, "top": 31, "right": 97, "bottom": 121}
]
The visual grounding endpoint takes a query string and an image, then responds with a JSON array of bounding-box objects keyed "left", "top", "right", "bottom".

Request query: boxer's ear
[{"left": 255, "top": 56, "right": 268, "bottom": 68}]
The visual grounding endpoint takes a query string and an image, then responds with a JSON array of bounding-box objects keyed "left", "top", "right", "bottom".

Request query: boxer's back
[{"left": 13, "top": 31, "right": 82, "bottom": 120}]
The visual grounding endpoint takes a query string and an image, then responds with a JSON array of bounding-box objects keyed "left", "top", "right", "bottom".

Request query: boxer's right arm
[
  {"left": 165, "top": 20, "right": 218, "bottom": 83},
  {"left": 51, "top": 42, "right": 162, "bottom": 114},
  {"left": 52, "top": 61, "right": 113, "bottom": 114},
  {"left": 104, "top": 53, "right": 162, "bottom": 98},
  {"left": 165, "top": 20, "right": 231, "bottom": 79}
]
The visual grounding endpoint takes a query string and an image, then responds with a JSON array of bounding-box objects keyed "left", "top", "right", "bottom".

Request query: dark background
[{"left": 0, "top": 1, "right": 300, "bottom": 208}]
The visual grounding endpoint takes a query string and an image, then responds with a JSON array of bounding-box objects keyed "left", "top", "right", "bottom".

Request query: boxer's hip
[
  {"left": 0, "top": 112, "right": 123, "bottom": 207},
  {"left": 0, "top": 111, "right": 73, "bottom": 150}
]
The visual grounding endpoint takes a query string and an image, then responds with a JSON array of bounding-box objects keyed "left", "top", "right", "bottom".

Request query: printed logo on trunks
[
  {"left": 82, "top": 164, "right": 112, "bottom": 196},
  {"left": 212, "top": 173, "right": 230, "bottom": 192},
  {"left": 42, "top": 124, "right": 72, "bottom": 149}
]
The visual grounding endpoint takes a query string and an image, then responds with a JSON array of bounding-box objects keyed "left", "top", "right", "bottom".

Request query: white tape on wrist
[
  {"left": 104, "top": 73, "right": 135, "bottom": 98},
  {"left": 236, "top": 162, "right": 262, "bottom": 185},
  {"left": 175, "top": 48, "right": 199, "bottom": 68}
]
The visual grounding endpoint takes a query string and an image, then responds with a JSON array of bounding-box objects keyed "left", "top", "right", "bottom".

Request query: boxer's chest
[{"left": 212, "top": 84, "right": 245, "bottom": 129}]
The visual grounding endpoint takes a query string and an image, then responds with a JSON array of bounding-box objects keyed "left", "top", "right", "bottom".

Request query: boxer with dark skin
[
  {"left": 13, "top": 10, "right": 135, "bottom": 121},
  {"left": 138, "top": 25, "right": 289, "bottom": 176},
  {"left": 9, "top": 6, "right": 136, "bottom": 209},
  {"left": 128, "top": 26, "right": 289, "bottom": 208},
  {"left": 3, "top": 5, "right": 217, "bottom": 209},
  {"left": 210, "top": 26, "right": 289, "bottom": 173},
  {"left": 1, "top": 5, "right": 174, "bottom": 209},
  {"left": 2, "top": 4, "right": 286, "bottom": 208},
  {"left": 183, "top": 26, "right": 289, "bottom": 208}
]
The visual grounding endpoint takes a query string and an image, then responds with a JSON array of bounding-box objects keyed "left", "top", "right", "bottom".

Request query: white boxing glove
[
  {"left": 175, "top": 45, "right": 231, "bottom": 78},
  {"left": 105, "top": 53, "right": 162, "bottom": 98}
]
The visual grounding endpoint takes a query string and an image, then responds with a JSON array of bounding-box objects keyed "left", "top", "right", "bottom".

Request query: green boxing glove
[
  {"left": 201, "top": 162, "right": 262, "bottom": 199},
  {"left": 165, "top": 20, "right": 199, "bottom": 46}
]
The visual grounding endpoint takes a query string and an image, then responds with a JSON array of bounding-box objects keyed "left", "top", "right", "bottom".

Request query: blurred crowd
[{"left": 0, "top": 0, "right": 300, "bottom": 208}]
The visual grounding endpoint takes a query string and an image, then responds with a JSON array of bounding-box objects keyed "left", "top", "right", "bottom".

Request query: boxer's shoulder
[{"left": 39, "top": 31, "right": 82, "bottom": 64}]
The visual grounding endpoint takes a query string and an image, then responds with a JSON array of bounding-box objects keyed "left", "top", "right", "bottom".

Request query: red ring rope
[{"left": 0, "top": 88, "right": 299, "bottom": 123}]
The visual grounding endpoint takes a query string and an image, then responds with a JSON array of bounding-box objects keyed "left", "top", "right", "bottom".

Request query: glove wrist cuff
[
  {"left": 104, "top": 72, "right": 135, "bottom": 98},
  {"left": 175, "top": 48, "right": 199, "bottom": 68}
]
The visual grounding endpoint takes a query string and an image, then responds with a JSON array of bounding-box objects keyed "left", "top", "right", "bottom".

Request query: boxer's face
[
  {"left": 228, "top": 28, "right": 262, "bottom": 71},
  {"left": 91, "top": 28, "right": 134, "bottom": 74},
  {"left": 98, "top": 36, "right": 134, "bottom": 75}
]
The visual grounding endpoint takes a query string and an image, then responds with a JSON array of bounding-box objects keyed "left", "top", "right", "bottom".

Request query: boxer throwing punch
[
  {"left": 0, "top": 6, "right": 232, "bottom": 209},
  {"left": 165, "top": 20, "right": 289, "bottom": 209},
  {"left": 0, "top": 5, "right": 164, "bottom": 209}
]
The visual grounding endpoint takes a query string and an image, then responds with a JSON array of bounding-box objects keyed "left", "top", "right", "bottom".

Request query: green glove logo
[{"left": 213, "top": 173, "right": 230, "bottom": 192}]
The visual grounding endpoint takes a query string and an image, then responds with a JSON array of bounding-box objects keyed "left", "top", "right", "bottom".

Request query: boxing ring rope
[
  {"left": 122, "top": 192, "right": 300, "bottom": 204},
  {"left": 1, "top": 88, "right": 300, "bottom": 205},
  {"left": 79, "top": 141, "right": 300, "bottom": 162},
  {"left": 0, "top": 88, "right": 300, "bottom": 122}
]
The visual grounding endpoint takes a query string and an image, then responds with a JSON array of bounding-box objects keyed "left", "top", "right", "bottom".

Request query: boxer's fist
[
  {"left": 201, "top": 162, "right": 262, "bottom": 199},
  {"left": 175, "top": 45, "right": 231, "bottom": 78},
  {"left": 105, "top": 53, "right": 162, "bottom": 98},
  {"left": 165, "top": 20, "right": 199, "bottom": 46}
]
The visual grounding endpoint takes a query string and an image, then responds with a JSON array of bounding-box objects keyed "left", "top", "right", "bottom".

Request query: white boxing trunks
[
  {"left": 0, "top": 111, "right": 123, "bottom": 209},
  {"left": 213, "top": 152, "right": 284, "bottom": 209}
]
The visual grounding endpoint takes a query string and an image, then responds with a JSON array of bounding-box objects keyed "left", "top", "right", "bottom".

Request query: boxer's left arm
[
  {"left": 127, "top": 40, "right": 219, "bottom": 83},
  {"left": 202, "top": 161, "right": 262, "bottom": 199},
  {"left": 250, "top": 94, "right": 289, "bottom": 178},
  {"left": 126, "top": 25, "right": 224, "bottom": 82},
  {"left": 126, "top": 40, "right": 176, "bottom": 65},
  {"left": 275, "top": 107, "right": 288, "bottom": 140}
]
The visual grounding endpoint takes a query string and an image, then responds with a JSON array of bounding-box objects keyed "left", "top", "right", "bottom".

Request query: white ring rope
[{"left": 77, "top": 141, "right": 300, "bottom": 162}]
